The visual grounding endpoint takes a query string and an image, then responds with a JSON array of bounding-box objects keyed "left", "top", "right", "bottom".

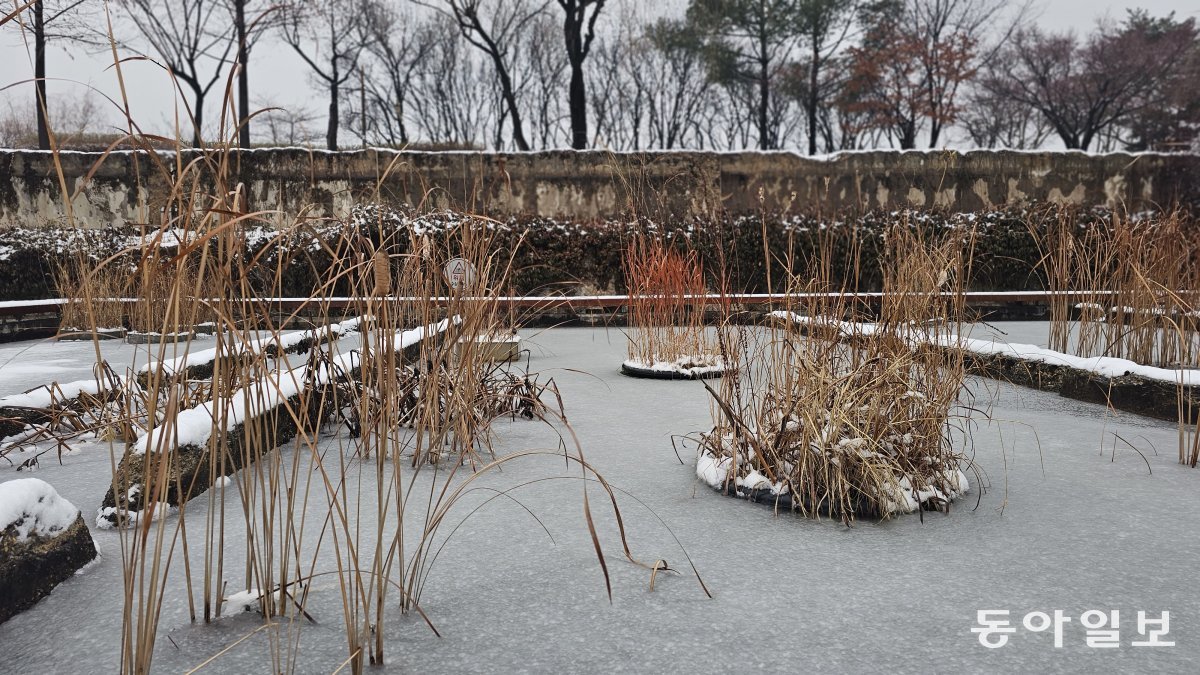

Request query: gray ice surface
[{"left": 1, "top": 326, "right": 1198, "bottom": 674}]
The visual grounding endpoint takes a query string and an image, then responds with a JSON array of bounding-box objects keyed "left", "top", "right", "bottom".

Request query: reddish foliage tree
[
  {"left": 982, "top": 12, "right": 1199, "bottom": 151},
  {"left": 840, "top": 14, "right": 976, "bottom": 149}
]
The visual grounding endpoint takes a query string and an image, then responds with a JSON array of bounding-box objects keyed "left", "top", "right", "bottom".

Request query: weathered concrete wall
[{"left": 1, "top": 148, "right": 1196, "bottom": 227}]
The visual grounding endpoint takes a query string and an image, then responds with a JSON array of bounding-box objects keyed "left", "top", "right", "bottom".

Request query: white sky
[{"left": 0, "top": 0, "right": 1197, "bottom": 145}]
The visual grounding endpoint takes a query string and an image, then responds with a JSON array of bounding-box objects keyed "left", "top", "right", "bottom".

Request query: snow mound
[
  {"left": 94, "top": 502, "right": 177, "bottom": 530},
  {"left": 225, "top": 589, "right": 264, "bottom": 612},
  {"left": 696, "top": 450, "right": 732, "bottom": 488},
  {"left": 878, "top": 469, "right": 971, "bottom": 515},
  {"left": 0, "top": 478, "right": 82, "bottom": 541},
  {"left": 697, "top": 449, "right": 970, "bottom": 516}
]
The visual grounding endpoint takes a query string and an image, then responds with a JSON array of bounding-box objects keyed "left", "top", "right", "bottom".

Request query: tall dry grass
[
  {"left": 695, "top": 222, "right": 977, "bottom": 523},
  {"left": 1031, "top": 210, "right": 1200, "bottom": 466},
  {"left": 623, "top": 233, "right": 716, "bottom": 370},
  {"left": 15, "top": 13, "right": 708, "bottom": 670},
  {"left": 1034, "top": 210, "right": 1200, "bottom": 367},
  {"left": 55, "top": 261, "right": 127, "bottom": 332}
]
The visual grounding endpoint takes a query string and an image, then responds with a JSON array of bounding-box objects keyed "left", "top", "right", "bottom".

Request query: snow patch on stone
[
  {"left": 0, "top": 378, "right": 113, "bottom": 410},
  {"left": 132, "top": 317, "right": 456, "bottom": 456},
  {"left": 0, "top": 478, "right": 81, "bottom": 541},
  {"left": 94, "top": 502, "right": 178, "bottom": 530},
  {"left": 696, "top": 450, "right": 732, "bottom": 489}
]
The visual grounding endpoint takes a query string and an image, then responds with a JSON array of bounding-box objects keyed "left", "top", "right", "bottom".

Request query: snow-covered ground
[{"left": 0, "top": 326, "right": 1198, "bottom": 672}]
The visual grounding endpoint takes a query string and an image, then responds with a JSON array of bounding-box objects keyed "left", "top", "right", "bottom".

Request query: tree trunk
[
  {"left": 192, "top": 89, "right": 205, "bottom": 147},
  {"left": 391, "top": 79, "right": 409, "bottom": 145},
  {"left": 563, "top": 7, "right": 588, "bottom": 151},
  {"left": 235, "top": 0, "right": 250, "bottom": 149},
  {"left": 758, "top": 35, "right": 770, "bottom": 150},
  {"left": 328, "top": 76, "right": 339, "bottom": 150},
  {"left": 807, "top": 39, "right": 818, "bottom": 155},
  {"left": 568, "top": 60, "right": 587, "bottom": 149},
  {"left": 1053, "top": 125, "right": 1082, "bottom": 150},
  {"left": 491, "top": 55, "right": 530, "bottom": 151},
  {"left": 34, "top": 0, "right": 49, "bottom": 150}
]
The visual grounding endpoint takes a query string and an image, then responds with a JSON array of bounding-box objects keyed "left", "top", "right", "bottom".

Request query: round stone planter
[{"left": 620, "top": 359, "right": 726, "bottom": 381}]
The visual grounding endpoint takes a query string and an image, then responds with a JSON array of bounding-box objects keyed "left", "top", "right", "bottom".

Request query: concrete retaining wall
[{"left": 1, "top": 148, "right": 1196, "bottom": 228}]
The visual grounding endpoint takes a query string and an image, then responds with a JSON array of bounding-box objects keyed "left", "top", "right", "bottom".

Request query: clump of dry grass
[
  {"left": 1035, "top": 210, "right": 1200, "bottom": 367},
  {"left": 55, "top": 261, "right": 127, "bottom": 332},
  {"left": 694, "top": 223, "right": 977, "bottom": 523},
  {"left": 622, "top": 233, "right": 722, "bottom": 376},
  {"left": 1031, "top": 209, "right": 1200, "bottom": 466},
  {"left": 125, "top": 255, "right": 220, "bottom": 335},
  {"left": 38, "top": 115, "right": 706, "bottom": 673}
]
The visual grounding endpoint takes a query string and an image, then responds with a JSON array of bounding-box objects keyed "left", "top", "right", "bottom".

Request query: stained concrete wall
[{"left": 0, "top": 148, "right": 1196, "bottom": 228}]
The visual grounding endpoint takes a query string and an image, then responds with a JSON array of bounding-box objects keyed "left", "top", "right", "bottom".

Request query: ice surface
[
  {"left": 0, "top": 326, "right": 1198, "bottom": 673},
  {"left": 0, "top": 478, "right": 81, "bottom": 541},
  {"left": 0, "top": 336, "right": 174, "bottom": 399}
]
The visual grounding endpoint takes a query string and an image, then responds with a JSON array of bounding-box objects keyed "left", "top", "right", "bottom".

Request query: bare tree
[
  {"left": 521, "top": 13, "right": 569, "bottom": 148},
  {"left": 586, "top": 17, "right": 631, "bottom": 148},
  {"left": 960, "top": 43, "right": 1049, "bottom": 149},
  {"left": 792, "top": 0, "right": 855, "bottom": 154},
  {"left": 906, "top": 0, "right": 1023, "bottom": 147},
  {"left": 279, "top": 0, "right": 369, "bottom": 150},
  {"left": 841, "top": 0, "right": 976, "bottom": 149},
  {"left": 11, "top": 1, "right": 93, "bottom": 149},
  {"left": 556, "top": 0, "right": 608, "bottom": 149},
  {"left": 984, "top": 15, "right": 1198, "bottom": 150},
  {"left": 257, "top": 97, "right": 321, "bottom": 146},
  {"left": 359, "top": 3, "right": 437, "bottom": 146},
  {"left": 225, "top": 0, "right": 279, "bottom": 148},
  {"left": 122, "top": 0, "right": 235, "bottom": 147},
  {"left": 419, "top": 0, "right": 547, "bottom": 151},
  {"left": 407, "top": 18, "right": 490, "bottom": 148},
  {"left": 1, "top": 90, "right": 100, "bottom": 148},
  {"left": 960, "top": 84, "right": 1050, "bottom": 149},
  {"left": 637, "top": 18, "right": 714, "bottom": 149}
]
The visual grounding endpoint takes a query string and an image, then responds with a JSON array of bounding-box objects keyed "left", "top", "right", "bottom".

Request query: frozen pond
[{"left": 1, "top": 326, "right": 1198, "bottom": 672}]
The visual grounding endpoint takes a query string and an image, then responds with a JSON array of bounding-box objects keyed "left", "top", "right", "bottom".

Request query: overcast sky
[{"left": 1, "top": 0, "right": 1197, "bottom": 146}]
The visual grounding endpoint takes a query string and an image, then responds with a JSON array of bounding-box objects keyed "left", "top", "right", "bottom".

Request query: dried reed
[
  {"left": 623, "top": 233, "right": 720, "bottom": 374},
  {"left": 1031, "top": 209, "right": 1200, "bottom": 466},
  {"left": 35, "top": 87, "right": 703, "bottom": 675},
  {"left": 695, "top": 222, "right": 977, "bottom": 523}
]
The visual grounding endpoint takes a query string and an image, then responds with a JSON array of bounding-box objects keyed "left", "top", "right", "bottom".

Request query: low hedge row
[{"left": 0, "top": 204, "right": 1122, "bottom": 301}]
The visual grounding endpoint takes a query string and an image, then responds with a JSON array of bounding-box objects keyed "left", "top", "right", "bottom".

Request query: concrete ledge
[{"left": 963, "top": 351, "right": 1198, "bottom": 423}]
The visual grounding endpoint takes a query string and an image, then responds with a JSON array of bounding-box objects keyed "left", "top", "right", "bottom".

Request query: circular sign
[{"left": 443, "top": 257, "right": 477, "bottom": 290}]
